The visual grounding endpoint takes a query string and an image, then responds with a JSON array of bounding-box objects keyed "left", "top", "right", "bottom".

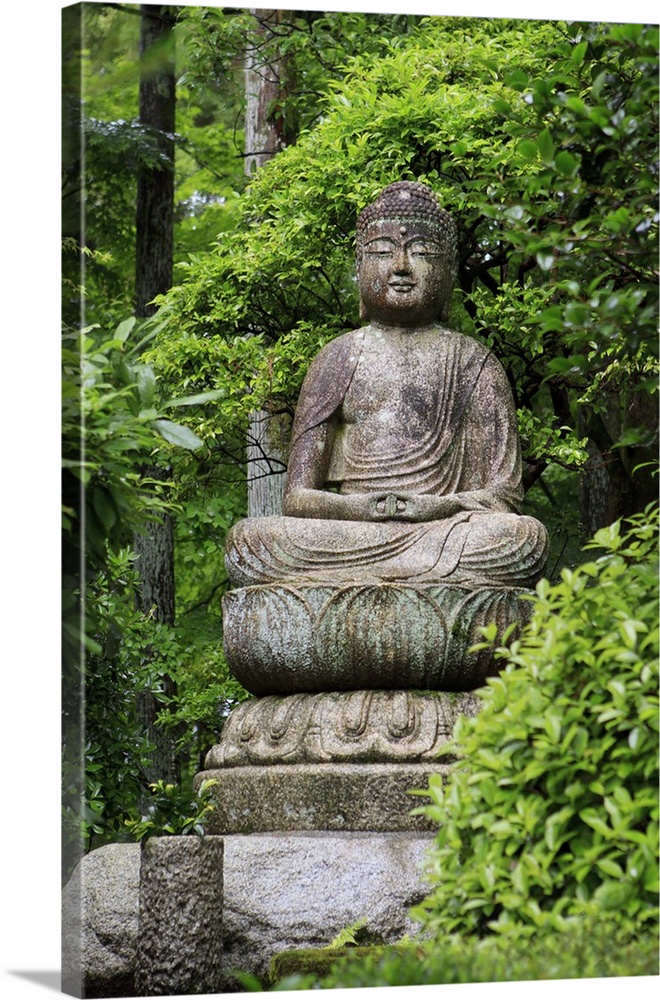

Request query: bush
[
  {"left": 270, "top": 917, "right": 658, "bottom": 989},
  {"left": 412, "top": 506, "right": 658, "bottom": 940},
  {"left": 124, "top": 777, "right": 218, "bottom": 840},
  {"left": 268, "top": 509, "right": 658, "bottom": 991}
]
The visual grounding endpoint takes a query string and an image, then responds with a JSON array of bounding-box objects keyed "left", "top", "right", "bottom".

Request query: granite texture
[
  {"left": 62, "top": 842, "right": 140, "bottom": 998},
  {"left": 220, "top": 831, "right": 433, "bottom": 988},
  {"left": 135, "top": 836, "right": 223, "bottom": 996}
]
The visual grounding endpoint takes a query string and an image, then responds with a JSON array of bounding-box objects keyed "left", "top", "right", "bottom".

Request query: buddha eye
[
  {"left": 364, "top": 239, "right": 396, "bottom": 256},
  {"left": 409, "top": 241, "right": 443, "bottom": 257}
]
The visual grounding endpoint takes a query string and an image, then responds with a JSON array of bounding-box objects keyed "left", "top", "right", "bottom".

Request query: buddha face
[{"left": 357, "top": 219, "right": 452, "bottom": 327}]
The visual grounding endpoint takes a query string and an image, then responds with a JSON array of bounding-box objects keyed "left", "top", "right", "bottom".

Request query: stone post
[{"left": 135, "top": 835, "right": 223, "bottom": 996}]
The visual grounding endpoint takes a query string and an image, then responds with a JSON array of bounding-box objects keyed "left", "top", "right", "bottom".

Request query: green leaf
[
  {"left": 517, "top": 139, "right": 538, "bottom": 161},
  {"left": 594, "top": 881, "right": 634, "bottom": 910},
  {"left": 597, "top": 859, "right": 624, "bottom": 879},
  {"left": 115, "top": 316, "right": 137, "bottom": 343},
  {"left": 579, "top": 810, "right": 613, "bottom": 839},
  {"left": 536, "top": 249, "right": 555, "bottom": 272},
  {"left": 136, "top": 365, "right": 157, "bottom": 408},
  {"left": 570, "top": 40, "right": 589, "bottom": 63},
  {"left": 91, "top": 488, "right": 117, "bottom": 531},
  {"left": 505, "top": 69, "right": 529, "bottom": 91},
  {"left": 544, "top": 713, "right": 562, "bottom": 743},
  {"left": 162, "top": 389, "right": 226, "bottom": 409},
  {"left": 537, "top": 129, "right": 555, "bottom": 164},
  {"left": 152, "top": 419, "right": 204, "bottom": 450},
  {"left": 555, "top": 150, "right": 578, "bottom": 178}
]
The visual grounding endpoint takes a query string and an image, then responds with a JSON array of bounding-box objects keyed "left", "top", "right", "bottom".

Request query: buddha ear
[{"left": 356, "top": 258, "right": 369, "bottom": 321}]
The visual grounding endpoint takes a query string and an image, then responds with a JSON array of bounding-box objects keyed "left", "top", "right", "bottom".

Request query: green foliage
[
  {"left": 157, "top": 16, "right": 657, "bottom": 525},
  {"left": 270, "top": 917, "right": 658, "bottom": 989},
  {"left": 63, "top": 547, "right": 164, "bottom": 860},
  {"left": 62, "top": 309, "right": 223, "bottom": 604},
  {"left": 520, "top": 463, "right": 586, "bottom": 578},
  {"left": 267, "top": 509, "right": 659, "bottom": 992},
  {"left": 270, "top": 946, "right": 383, "bottom": 987},
  {"left": 124, "top": 778, "right": 218, "bottom": 840},
  {"left": 327, "top": 918, "right": 369, "bottom": 949},
  {"left": 176, "top": 7, "right": 420, "bottom": 146},
  {"left": 66, "top": 4, "right": 249, "bottom": 326},
  {"left": 411, "top": 506, "right": 658, "bottom": 939},
  {"left": 62, "top": 542, "right": 248, "bottom": 872},
  {"left": 62, "top": 311, "right": 243, "bottom": 874},
  {"left": 154, "top": 606, "right": 251, "bottom": 763},
  {"left": 62, "top": 315, "right": 205, "bottom": 563}
]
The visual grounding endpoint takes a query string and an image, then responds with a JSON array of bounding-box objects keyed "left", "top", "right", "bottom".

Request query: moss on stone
[{"left": 269, "top": 946, "right": 388, "bottom": 985}]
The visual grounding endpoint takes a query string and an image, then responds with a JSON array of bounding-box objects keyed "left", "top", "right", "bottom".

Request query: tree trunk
[
  {"left": 134, "top": 5, "right": 180, "bottom": 787},
  {"left": 133, "top": 491, "right": 176, "bottom": 624},
  {"left": 244, "top": 8, "right": 297, "bottom": 176},
  {"left": 244, "top": 9, "right": 295, "bottom": 515},
  {"left": 578, "top": 389, "right": 658, "bottom": 537},
  {"left": 246, "top": 408, "right": 292, "bottom": 517},
  {"left": 135, "top": 4, "right": 175, "bottom": 316}
]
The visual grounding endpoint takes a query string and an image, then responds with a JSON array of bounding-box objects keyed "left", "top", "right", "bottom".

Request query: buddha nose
[{"left": 393, "top": 246, "right": 412, "bottom": 273}]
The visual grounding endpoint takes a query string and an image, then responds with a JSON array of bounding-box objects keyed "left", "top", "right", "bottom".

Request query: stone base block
[
  {"left": 196, "top": 762, "right": 446, "bottom": 834},
  {"left": 221, "top": 831, "right": 433, "bottom": 988},
  {"left": 62, "top": 843, "right": 139, "bottom": 999},
  {"left": 63, "top": 832, "right": 434, "bottom": 995},
  {"left": 223, "top": 581, "right": 532, "bottom": 695}
]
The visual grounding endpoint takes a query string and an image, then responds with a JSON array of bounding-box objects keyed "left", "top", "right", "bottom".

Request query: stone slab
[
  {"left": 221, "top": 831, "right": 433, "bottom": 988},
  {"left": 62, "top": 832, "right": 435, "bottom": 995},
  {"left": 62, "top": 842, "right": 140, "bottom": 998},
  {"left": 196, "top": 762, "right": 449, "bottom": 834}
]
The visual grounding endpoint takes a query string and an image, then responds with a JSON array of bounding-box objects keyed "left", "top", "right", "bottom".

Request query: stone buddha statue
[
  {"left": 226, "top": 181, "right": 548, "bottom": 593},
  {"left": 198, "top": 183, "right": 551, "bottom": 836}
]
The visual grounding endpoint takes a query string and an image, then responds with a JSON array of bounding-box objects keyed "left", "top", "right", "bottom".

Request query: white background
[{"left": 1, "top": 1, "right": 656, "bottom": 998}]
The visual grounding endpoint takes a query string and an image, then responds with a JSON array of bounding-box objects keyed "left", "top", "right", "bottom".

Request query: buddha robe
[{"left": 226, "top": 325, "right": 549, "bottom": 588}]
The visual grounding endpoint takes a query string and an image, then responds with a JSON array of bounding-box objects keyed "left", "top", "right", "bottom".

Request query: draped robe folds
[{"left": 226, "top": 326, "right": 549, "bottom": 588}]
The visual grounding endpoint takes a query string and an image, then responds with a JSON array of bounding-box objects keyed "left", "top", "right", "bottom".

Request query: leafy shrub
[
  {"left": 267, "top": 509, "right": 658, "bottom": 992},
  {"left": 62, "top": 313, "right": 241, "bottom": 877},
  {"left": 124, "top": 777, "right": 218, "bottom": 840},
  {"left": 412, "top": 506, "right": 658, "bottom": 939},
  {"left": 270, "top": 916, "right": 658, "bottom": 990}
]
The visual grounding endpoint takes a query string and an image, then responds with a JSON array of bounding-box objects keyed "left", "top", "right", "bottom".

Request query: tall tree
[
  {"left": 244, "top": 9, "right": 293, "bottom": 517},
  {"left": 135, "top": 4, "right": 176, "bottom": 318},
  {"left": 133, "top": 3, "right": 179, "bottom": 785}
]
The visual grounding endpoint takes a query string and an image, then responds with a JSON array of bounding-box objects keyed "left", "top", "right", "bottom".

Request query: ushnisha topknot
[{"left": 356, "top": 181, "right": 458, "bottom": 269}]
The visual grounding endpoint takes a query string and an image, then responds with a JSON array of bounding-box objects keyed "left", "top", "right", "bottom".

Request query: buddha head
[{"left": 356, "top": 181, "right": 458, "bottom": 326}]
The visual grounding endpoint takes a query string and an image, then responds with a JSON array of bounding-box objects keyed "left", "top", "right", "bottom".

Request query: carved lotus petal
[
  {"left": 222, "top": 586, "right": 315, "bottom": 695},
  {"left": 314, "top": 584, "right": 447, "bottom": 690}
]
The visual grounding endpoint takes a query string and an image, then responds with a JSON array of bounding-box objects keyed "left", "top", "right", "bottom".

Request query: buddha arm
[{"left": 283, "top": 422, "right": 392, "bottom": 522}]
